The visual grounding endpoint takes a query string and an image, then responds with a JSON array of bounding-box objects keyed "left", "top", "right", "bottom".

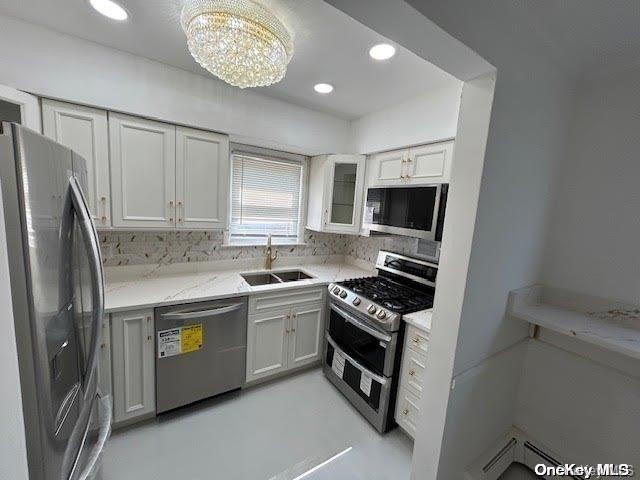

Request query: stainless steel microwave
[{"left": 363, "top": 184, "right": 448, "bottom": 240}]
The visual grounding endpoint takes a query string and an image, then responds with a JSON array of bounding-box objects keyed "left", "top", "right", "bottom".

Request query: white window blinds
[{"left": 230, "top": 152, "right": 304, "bottom": 242}]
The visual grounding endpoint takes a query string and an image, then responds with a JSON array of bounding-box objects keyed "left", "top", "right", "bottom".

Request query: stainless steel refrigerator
[{"left": 0, "top": 122, "right": 111, "bottom": 480}]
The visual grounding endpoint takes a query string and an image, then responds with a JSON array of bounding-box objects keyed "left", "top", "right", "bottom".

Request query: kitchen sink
[
  {"left": 274, "top": 270, "right": 313, "bottom": 282},
  {"left": 241, "top": 270, "right": 314, "bottom": 286},
  {"left": 241, "top": 273, "right": 283, "bottom": 286}
]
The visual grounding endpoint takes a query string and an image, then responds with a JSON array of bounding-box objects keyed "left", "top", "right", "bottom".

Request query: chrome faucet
[{"left": 265, "top": 233, "right": 278, "bottom": 270}]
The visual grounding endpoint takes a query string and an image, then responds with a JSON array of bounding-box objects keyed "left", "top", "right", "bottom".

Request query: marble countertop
[
  {"left": 104, "top": 256, "right": 375, "bottom": 313},
  {"left": 403, "top": 309, "right": 432, "bottom": 331},
  {"left": 509, "top": 285, "right": 640, "bottom": 360}
]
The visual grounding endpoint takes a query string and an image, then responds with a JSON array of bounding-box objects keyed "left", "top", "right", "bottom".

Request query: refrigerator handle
[{"left": 69, "top": 176, "right": 105, "bottom": 398}]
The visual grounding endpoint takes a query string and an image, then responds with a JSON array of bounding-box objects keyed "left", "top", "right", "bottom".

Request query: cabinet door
[
  {"left": 325, "top": 154, "right": 366, "bottom": 234},
  {"left": 395, "top": 386, "right": 422, "bottom": 439},
  {"left": 109, "top": 113, "right": 176, "bottom": 229},
  {"left": 111, "top": 310, "right": 155, "bottom": 424},
  {"left": 405, "top": 141, "right": 453, "bottom": 184},
  {"left": 368, "top": 149, "right": 406, "bottom": 186},
  {"left": 97, "top": 317, "right": 112, "bottom": 398},
  {"left": 246, "top": 309, "right": 290, "bottom": 382},
  {"left": 175, "top": 126, "right": 229, "bottom": 230},
  {"left": 42, "top": 100, "right": 111, "bottom": 227},
  {"left": 288, "top": 303, "right": 324, "bottom": 369}
]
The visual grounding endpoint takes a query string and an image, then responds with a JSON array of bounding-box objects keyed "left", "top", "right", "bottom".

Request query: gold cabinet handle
[{"left": 178, "top": 201, "right": 183, "bottom": 223}]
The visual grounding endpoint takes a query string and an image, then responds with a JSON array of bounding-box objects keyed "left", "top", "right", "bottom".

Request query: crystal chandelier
[{"left": 181, "top": 0, "right": 294, "bottom": 89}]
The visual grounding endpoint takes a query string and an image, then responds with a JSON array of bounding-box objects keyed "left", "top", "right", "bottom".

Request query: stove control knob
[
  {"left": 352, "top": 297, "right": 361, "bottom": 306},
  {"left": 377, "top": 310, "right": 387, "bottom": 320},
  {"left": 333, "top": 287, "right": 341, "bottom": 295},
  {"left": 339, "top": 290, "right": 348, "bottom": 299},
  {"left": 367, "top": 305, "right": 377, "bottom": 315}
]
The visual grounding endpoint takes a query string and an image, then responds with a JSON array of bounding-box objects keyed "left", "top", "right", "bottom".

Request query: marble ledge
[
  {"left": 104, "top": 255, "right": 376, "bottom": 314},
  {"left": 508, "top": 284, "right": 640, "bottom": 361},
  {"left": 403, "top": 309, "right": 432, "bottom": 332}
]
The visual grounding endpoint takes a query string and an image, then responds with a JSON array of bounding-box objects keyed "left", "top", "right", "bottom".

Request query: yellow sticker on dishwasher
[{"left": 181, "top": 324, "right": 203, "bottom": 354}]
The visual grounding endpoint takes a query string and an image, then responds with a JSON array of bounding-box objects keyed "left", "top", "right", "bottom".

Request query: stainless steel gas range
[{"left": 323, "top": 250, "right": 438, "bottom": 433}]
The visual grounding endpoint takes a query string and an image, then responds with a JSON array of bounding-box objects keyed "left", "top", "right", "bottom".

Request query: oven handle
[
  {"left": 326, "top": 333, "right": 387, "bottom": 385},
  {"left": 330, "top": 303, "right": 392, "bottom": 343}
]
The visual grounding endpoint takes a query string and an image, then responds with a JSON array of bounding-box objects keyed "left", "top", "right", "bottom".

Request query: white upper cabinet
[
  {"left": 367, "top": 149, "right": 406, "bottom": 186},
  {"left": 175, "top": 126, "right": 229, "bottom": 230},
  {"left": 366, "top": 140, "right": 454, "bottom": 187},
  {"left": 42, "top": 99, "right": 111, "bottom": 227},
  {"left": 109, "top": 113, "right": 176, "bottom": 229},
  {"left": 306, "top": 154, "right": 365, "bottom": 235},
  {"left": 405, "top": 141, "right": 453, "bottom": 184}
]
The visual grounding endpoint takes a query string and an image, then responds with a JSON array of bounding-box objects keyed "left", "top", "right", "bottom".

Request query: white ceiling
[{"left": 0, "top": 0, "right": 460, "bottom": 120}]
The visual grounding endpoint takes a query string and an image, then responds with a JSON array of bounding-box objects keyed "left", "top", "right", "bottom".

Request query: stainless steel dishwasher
[{"left": 155, "top": 298, "right": 247, "bottom": 414}]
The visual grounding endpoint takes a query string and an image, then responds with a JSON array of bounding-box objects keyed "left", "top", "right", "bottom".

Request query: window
[{"left": 229, "top": 147, "right": 306, "bottom": 245}]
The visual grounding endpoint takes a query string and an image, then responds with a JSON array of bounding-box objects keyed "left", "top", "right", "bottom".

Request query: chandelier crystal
[{"left": 181, "top": 0, "right": 294, "bottom": 88}]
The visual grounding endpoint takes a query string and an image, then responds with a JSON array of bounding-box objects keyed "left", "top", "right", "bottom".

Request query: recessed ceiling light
[
  {"left": 314, "top": 83, "right": 334, "bottom": 94},
  {"left": 89, "top": 0, "right": 128, "bottom": 21},
  {"left": 369, "top": 43, "right": 396, "bottom": 61}
]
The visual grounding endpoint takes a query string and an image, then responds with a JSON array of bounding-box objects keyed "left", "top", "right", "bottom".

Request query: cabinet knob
[
  {"left": 413, "top": 336, "right": 420, "bottom": 344},
  {"left": 409, "top": 369, "right": 416, "bottom": 376},
  {"left": 403, "top": 408, "right": 409, "bottom": 416}
]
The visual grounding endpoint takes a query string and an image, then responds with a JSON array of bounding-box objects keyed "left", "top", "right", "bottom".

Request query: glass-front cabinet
[{"left": 306, "top": 154, "right": 366, "bottom": 235}]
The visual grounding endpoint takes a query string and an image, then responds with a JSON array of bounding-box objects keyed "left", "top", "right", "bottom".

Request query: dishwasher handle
[{"left": 160, "top": 302, "right": 244, "bottom": 321}]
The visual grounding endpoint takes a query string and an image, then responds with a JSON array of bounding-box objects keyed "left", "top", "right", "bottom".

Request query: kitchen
[
  {"left": 0, "top": 1, "right": 466, "bottom": 479},
  {"left": 3, "top": 1, "right": 637, "bottom": 480}
]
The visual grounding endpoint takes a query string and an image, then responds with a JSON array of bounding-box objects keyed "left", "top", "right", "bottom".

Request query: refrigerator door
[
  {"left": 10, "top": 124, "right": 84, "bottom": 479},
  {"left": 4, "top": 125, "right": 105, "bottom": 480}
]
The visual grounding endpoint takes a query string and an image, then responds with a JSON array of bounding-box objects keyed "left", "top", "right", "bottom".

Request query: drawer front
[
  {"left": 400, "top": 348, "right": 427, "bottom": 397},
  {"left": 395, "top": 386, "right": 422, "bottom": 438},
  {"left": 249, "top": 287, "right": 325, "bottom": 314},
  {"left": 406, "top": 324, "right": 429, "bottom": 356}
]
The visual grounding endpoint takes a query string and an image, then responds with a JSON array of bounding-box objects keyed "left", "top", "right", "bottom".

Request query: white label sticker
[
  {"left": 360, "top": 372, "right": 372, "bottom": 396},
  {"left": 363, "top": 206, "right": 374, "bottom": 225},
  {"left": 332, "top": 351, "right": 346, "bottom": 379},
  {"left": 158, "top": 328, "right": 181, "bottom": 358}
]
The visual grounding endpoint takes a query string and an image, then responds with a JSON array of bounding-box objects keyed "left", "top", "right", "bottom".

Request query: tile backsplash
[{"left": 100, "top": 229, "right": 420, "bottom": 267}]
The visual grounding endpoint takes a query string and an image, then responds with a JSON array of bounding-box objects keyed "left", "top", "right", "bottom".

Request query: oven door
[{"left": 327, "top": 302, "right": 396, "bottom": 377}]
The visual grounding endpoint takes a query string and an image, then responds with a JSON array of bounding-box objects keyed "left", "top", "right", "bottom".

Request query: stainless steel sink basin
[
  {"left": 274, "top": 270, "right": 313, "bottom": 282},
  {"left": 241, "top": 272, "right": 283, "bottom": 286},
  {"left": 241, "top": 269, "right": 314, "bottom": 286}
]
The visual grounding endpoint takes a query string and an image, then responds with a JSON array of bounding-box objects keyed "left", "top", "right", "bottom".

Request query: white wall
[
  {"left": 0, "top": 15, "right": 350, "bottom": 156},
  {"left": 0, "top": 187, "right": 29, "bottom": 480},
  {"left": 543, "top": 69, "right": 640, "bottom": 304},
  {"left": 514, "top": 66, "right": 640, "bottom": 472},
  {"left": 516, "top": 336, "right": 640, "bottom": 469},
  {"left": 350, "top": 82, "right": 462, "bottom": 154}
]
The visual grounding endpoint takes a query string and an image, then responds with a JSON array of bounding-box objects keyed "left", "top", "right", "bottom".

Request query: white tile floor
[{"left": 101, "top": 368, "right": 413, "bottom": 480}]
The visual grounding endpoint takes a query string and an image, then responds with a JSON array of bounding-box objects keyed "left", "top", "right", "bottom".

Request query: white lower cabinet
[
  {"left": 246, "top": 288, "right": 325, "bottom": 383},
  {"left": 395, "top": 324, "right": 429, "bottom": 438},
  {"left": 111, "top": 309, "right": 155, "bottom": 424},
  {"left": 288, "top": 303, "right": 324, "bottom": 369}
]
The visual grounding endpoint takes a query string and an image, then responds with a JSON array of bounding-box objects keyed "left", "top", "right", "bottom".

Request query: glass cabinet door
[
  {"left": 325, "top": 155, "right": 365, "bottom": 234},
  {"left": 330, "top": 162, "right": 358, "bottom": 225}
]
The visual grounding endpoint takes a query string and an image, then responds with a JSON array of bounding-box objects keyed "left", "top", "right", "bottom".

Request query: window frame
[{"left": 225, "top": 143, "right": 309, "bottom": 246}]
